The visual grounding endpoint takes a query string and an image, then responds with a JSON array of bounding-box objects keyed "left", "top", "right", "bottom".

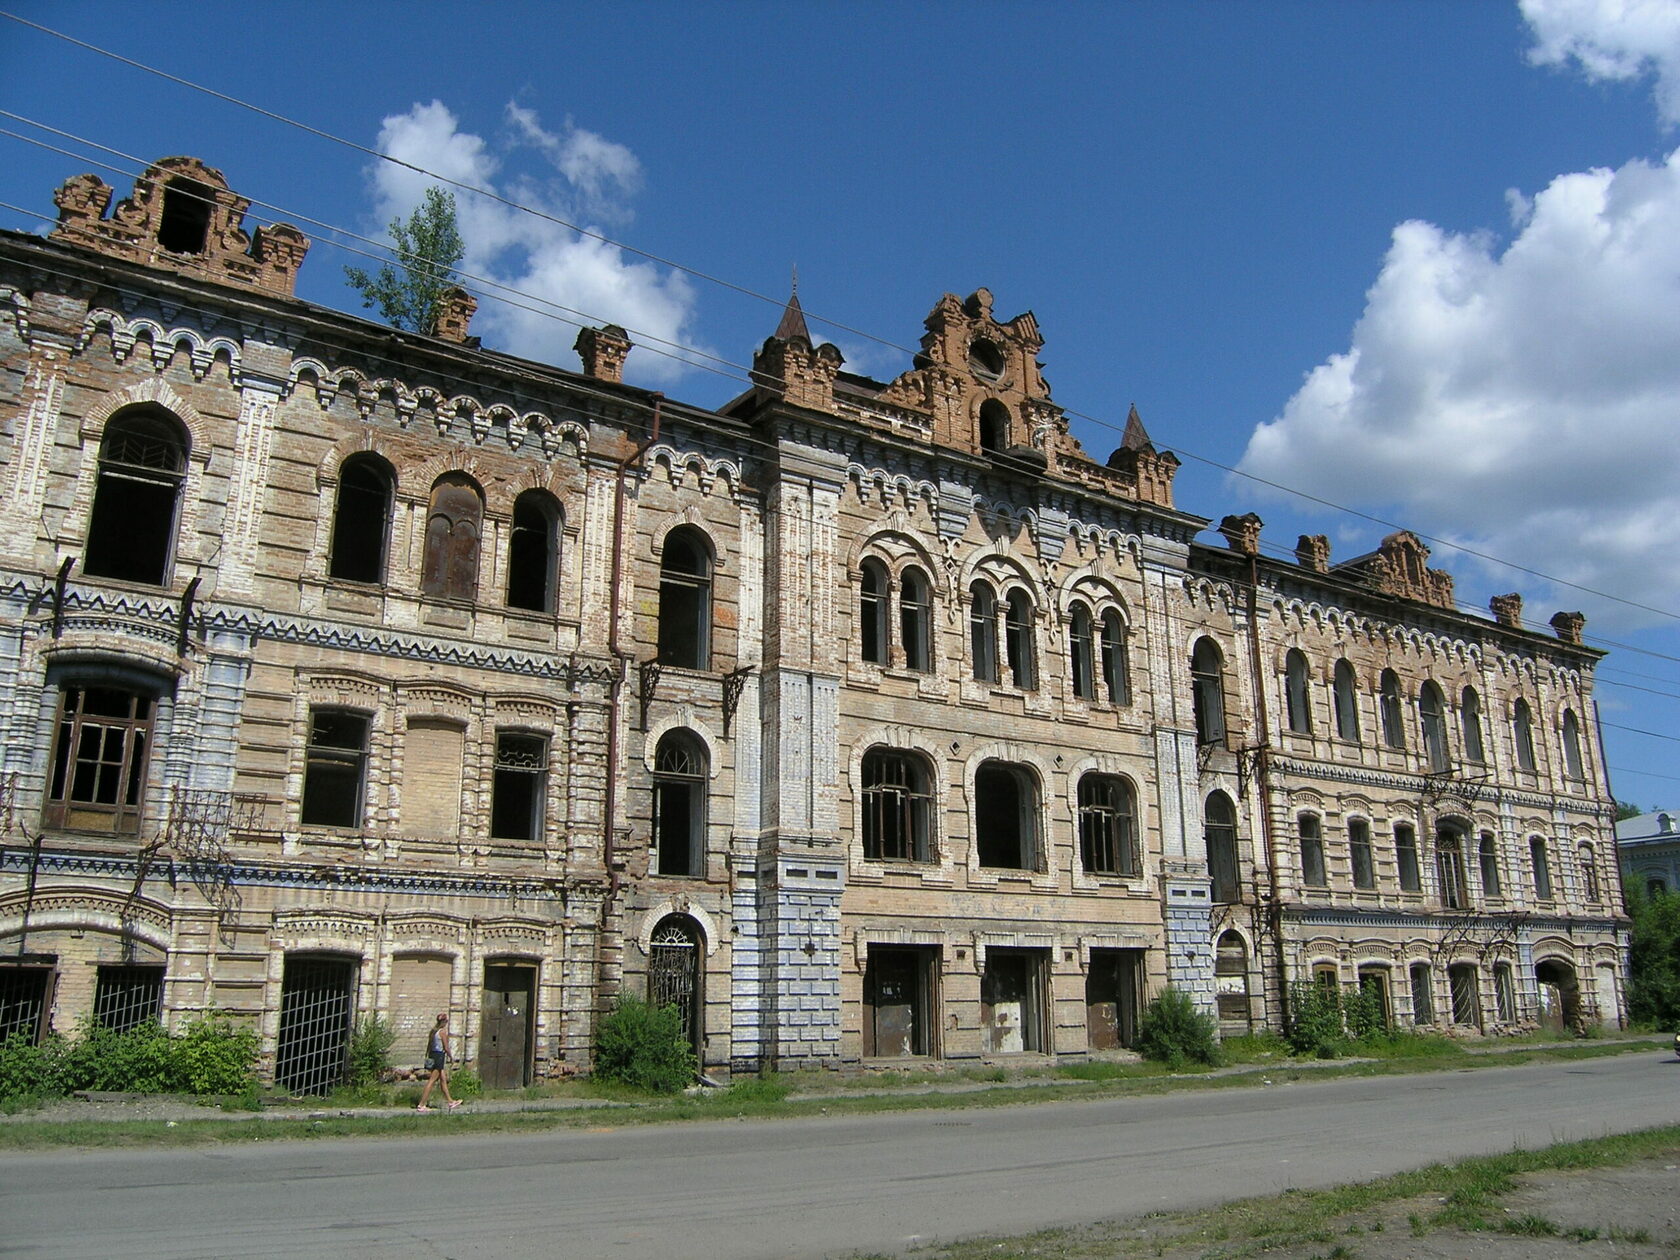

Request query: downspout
[
  {"left": 603, "top": 395, "right": 663, "bottom": 899},
  {"left": 1241, "top": 551, "right": 1287, "bottom": 1030}
]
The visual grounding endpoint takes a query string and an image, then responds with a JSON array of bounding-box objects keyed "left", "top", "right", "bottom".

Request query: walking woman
[{"left": 416, "top": 1012, "right": 462, "bottom": 1112}]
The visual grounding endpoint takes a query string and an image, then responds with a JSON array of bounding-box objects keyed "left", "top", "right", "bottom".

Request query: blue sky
[{"left": 1, "top": 0, "right": 1677, "bottom": 804}]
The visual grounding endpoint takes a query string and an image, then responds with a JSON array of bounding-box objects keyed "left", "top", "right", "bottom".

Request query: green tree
[
  {"left": 1626, "top": 887, "right": 1680, "bottom": 1027},
  {"left": 1614, "top": 800, "right": 1645, "bottom": 822},
  {"left": 345, "top": 187, "right": 465, "bottom": 333}
]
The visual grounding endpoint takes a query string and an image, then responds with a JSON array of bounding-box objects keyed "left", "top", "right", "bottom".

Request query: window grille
[
  {"left": 94, "top": 965, "right": 163, "bottom": 1033},
  {"left": 274, "top": 957, "right": 354, "bottom": 1095},
  {"left": 1078, "top": 774, "right": 1138, "bottom": 876},
  {"left": 862, "top": 750, "right": 932, "bottom": 862},
  {"left": 0, "top": 968, "right": 50, "bottom": 1045}
]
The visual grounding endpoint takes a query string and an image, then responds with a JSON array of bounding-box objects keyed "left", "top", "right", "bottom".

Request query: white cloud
[
  {"left": 1238, "top": 145, "right": 1680, "bottom": 629},
  {"left": 1522, "top": 0, "right": 1680, "bottom": 125},
  {"left": 360, "top": 101, "right": 702, "bottom": 384}
]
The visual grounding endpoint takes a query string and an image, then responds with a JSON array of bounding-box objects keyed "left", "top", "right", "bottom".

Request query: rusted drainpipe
[
  {"left": 603, "top": 395, "right": 662, "bottom": 899},
  {"left": 1242, "top": 549, "right": 1287, "bottom": 1029}
]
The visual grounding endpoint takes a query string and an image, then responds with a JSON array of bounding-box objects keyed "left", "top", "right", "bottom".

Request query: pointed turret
[{"left": 751, "top": 279, "right": 843, "bottom": 411}]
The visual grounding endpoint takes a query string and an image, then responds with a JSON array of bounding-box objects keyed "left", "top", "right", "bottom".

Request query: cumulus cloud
[
  {"left": 1523, "top": 0, "right": 1680, "bottom": 125},
  {"left": 360, "top": 101, "right": 701, "bottom": 384},
  {"left": 1238, "top": 144, "right": 1680, "bottom": 629}
]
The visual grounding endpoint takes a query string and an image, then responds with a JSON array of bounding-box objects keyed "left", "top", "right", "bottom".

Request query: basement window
[{"left": 94, "top": 965, "right": 163, "bottom": 1034}]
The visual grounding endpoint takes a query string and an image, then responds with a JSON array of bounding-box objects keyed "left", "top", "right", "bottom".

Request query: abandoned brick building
[{"left": 0, "top": 158, "right": 1626, "bottom": 1089}]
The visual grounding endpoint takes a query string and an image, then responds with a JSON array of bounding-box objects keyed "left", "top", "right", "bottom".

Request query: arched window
[
  {"left": 974, "top": 760, "right": 1038, "bottom": 870},
  {"left": 859, "top": 558, "right": 889, "bottom": 665},
  {"left": 900, "top": 566, "right": 932, "bottom": 673},
  {"left": 1478, "top": 831, "right": 1502, "bottom": 897},
  {"left": 1284, "top": 649, "right": 1312, "bottom": 734},
  {"left": 1191, "top": 638, "right": 1226, "bottom": 746},
  {"left": 978, "top": 399, "right": 1009, "bottom": 452},
  {"left": 1350, "top": 818, "right": 1375, "bottom": 889},
  {"left": 1561, "top": 709, "right": 1585, "bottom": 780},
  {"left": 862, "top": 748, "right": 933, "bottom": 862},
  {"left": 1205, "top": 792, "right": 1239, "bottom": 902},
  {"left": 328, "top": 454, "right": 394, "bottom": 584},
  {"left": 1299, "top": 813, "right": 1326, "bottom": 887},
  {"left": 1068, "top": 602, "right": 1096, "bottom": 700},
  {"left": 1460, "top": 686, "right": 1485, "bottom": 763},
  {"left": 652, "top": 731, "right": 707, "bottom": 876},
  {"left": 1395, "top": 822, "right": 1421, "bottom": 891},
  {"left": 1077, "top": 774, "right": 1138, "bottom": 876},
  {"left": 1100, "top": 611, "right": 1130, "bottom": 705},
  {"left": 420, "top": 473, "right": 484, "bottom": 602},
  {"left": 1005, "top": 590, "right": 1036, "bottom": 689},
  {"left": 84, "top": 408, "right": 188, "bottom": 586},
  {"left": 969, "top": 582, "right": 999, "bottom": 684},
  {"left": 1577, "top": 842, "right": 1601, "bottom": 902},
  {"left": 648, "top": 914, "right": 703, "bottom": 1052},
  {"left": 505, "top": 490, "right": 560, "bottom": 612},
  {"left": 1530, "top": 835, "right": 1554, "bottom": 900},
  {"left": 1512, "top": 698, "right": 1537, "bottom": 771},
  {"left": 1435, "top": 824, "right": 1467, "bottom": 909},
  {"left": 657, "top": 528, "right": 713, "bottom": 669},
  {"left": 1419, "top": 681, "right": 1449, "bottom": 772},
  {"left": 1333, "top": 660, "right": 1360, "bottom": 742},
  {"left": 1379, "top": 670, "right": 1405, "bottom": 750}
]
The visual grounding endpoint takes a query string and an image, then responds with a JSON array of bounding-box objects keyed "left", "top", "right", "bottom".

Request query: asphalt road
[{"left": 3, "top": 1053, "right": 1676, "bottom": 1260}]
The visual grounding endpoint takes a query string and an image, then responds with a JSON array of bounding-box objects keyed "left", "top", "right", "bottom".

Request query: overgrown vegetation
[
  {"left": 0, "top": 1017, "right": 257, "bottom": 1103},
  {"left": 1625, "top": 886, "right": 1680, "bottom": 1028},
  {"left": 343, "top": 186, "right": 466, "bottom": 333},
  {"left": 594, "top": 995, "right": 696, "bottom": 1093},
  {"left": 1285, "top": 980, "right": 1432, "bottom": 1058},
  {"left": 345, "top": 1016, "right": 396, "bottom": 1089},
  {"left": 1134, "top": 987, "right": 1221, "bottom": 1067}
]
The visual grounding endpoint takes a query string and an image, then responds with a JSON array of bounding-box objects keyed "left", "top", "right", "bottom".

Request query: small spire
[
  {"left": 773, "top": 268, "right": 811, "bottom": 343},
  {"left": 1121, "top": 403, "right": 1154, "bottom": 452}
]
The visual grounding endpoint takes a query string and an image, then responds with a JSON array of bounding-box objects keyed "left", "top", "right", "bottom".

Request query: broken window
[
  {"left": 1191, "top": 637, "right": 1227, "bottom": 746},
  {"left": 46, "top": 684, "right": 156, "bottom": 835},
  {"left": 978, "top": 398, "right": 1010, "bottom": 452},
  {"left": 300, "top": 708, "right": 369, "bottom": 829},
  {"left": 1448, "top": 963, "right": 1481, "bottom": 1027},
  {"left": 420, "top": 472, "right": 483, "bottom": 602},
  {"left": 1479, "top": 832, "right": 1502, "bottom": 897},
  {"left": 1100, "top": 611, "right": 1130, "bottom": 705},
  {"left": 157, "top": 177, "right": 212, "bottom": 254},
  {"left": 652, "top": 730, "right": 706, "bottom": 876},
  {"left": 1512, "top": 698, "right": 1537, "bottom": 771},
  {"left": 1561, "top": 709, "right": 1585, "bottom": 780},
  {"left": 1358, "top": 967, "right": 1391, "bottom": 1031},
  {"left": 94, "top": 965, "right": 163, "bottom": 1034},
  {"left": 899, "top": 566, "right": 932, "bottom": 672},
  {"left": 327, "top": 454, "right": 394, "bottom": 584},
  {"left": 974, "top": 760, "right": 1038, "bottom": 870},
  {"left": 490, "top": 731, "right": 547, "bottom": 842},
  {"left": 1205, "top": 791, "right": 1240, "bottom": 902},
  {"left": 1088, "top": 948, "right": 1145, "bottom": 1049},
  {"left": 861, "top": 747, "right": 933, "bottom": 862},
  {"left": 505, "top": 489, "right": 560, "bottom": 613},
  {"left": 1284, "top": 649, "right": 1312, "bottom": 734},
  {"left": 1298, "top": 813, "right": 1326, "bottom": 887},
  {"left": 1379, "top": 669, "right": 1405, "bottom": 750},
  {"left": 1530, "top": 836, "right": 1554, "bottom": 900},
  {"left": 863, "top": 947, "right": 937, "bottom": 1057},
  {"left": 1068, "top": 601, "right": 1096, "bottom": 700},
  {"left": 1004, "top": 589, "right": 1036, "bottom": 689},
  {"left": 969, "top": 581, "right": 998, "bottom": 683},
  {"left": 1395, "top": 822, "right": 1422, "bottom": 892},
  {"left": 0, "top": 966, "right": 51, "bottom": 1046},
  {"left": 859, "top": 558, "right": 889, "bottom": 665},
  {"left": 1349, "top": 817, "right": 1375, "bottom": 890},
  {"left": 1460, "top": 686, "right": 1485, "bottom": 763},
  {"left": 1409, "top": 962, "right": 1434, "bottom": 1025},
  {"left": 83, "top": 407, "right": 188, "bottom": 586},
  {"left": 1577, "top": 842, "right": 1601, "bottom": 903},
  {"left": 1077, "top": 773, "right": 1138, "bottom": 876},
  {"left": 657, "top": 527, "right": 712, "bottom": 669},
  {"left": 1435, "top": 825, "right": 1467, "bottom": 909},
  {"left": 981, "top": 949, "right": 1047, "bottom": 1053},
  {"left": 1419, "top": 681, "right": 1450, "bottom": 772},
  {"left": 1333, "top": 659, "right": 1360, "bottom": 742}
]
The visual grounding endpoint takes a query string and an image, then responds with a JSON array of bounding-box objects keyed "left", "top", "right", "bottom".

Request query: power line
[{"left": 1600, "top": 720, "right": 1680, "bottom": 746}]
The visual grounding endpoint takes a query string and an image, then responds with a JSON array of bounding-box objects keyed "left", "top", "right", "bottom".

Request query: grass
[{"left": 0, "top": 1034, "right": 1664, "bottom": 1150}]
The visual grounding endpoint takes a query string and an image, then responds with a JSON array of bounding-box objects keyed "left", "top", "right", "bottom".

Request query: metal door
[
  {"left": 983, "top": 951, "right": 1043, "bottom": 1053},
  {"left": 648, "top": 915, "right": 701, "bottom": 1050},
  {"left": 275, "top": 955, "right": 354, "bottom": 1095},
  {"left": 865, "top": 950, "right": 924, "bottom": 1057},
  {"left": 1086, "top": 949, "right": 1143, "bottom": 1050},
  {"left": 480, "top": 964, "right": 535, "bottom": 1089}
]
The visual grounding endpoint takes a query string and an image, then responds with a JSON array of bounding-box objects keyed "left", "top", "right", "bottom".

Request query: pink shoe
[
  {"left": 415, "top": 1105, "right": 434, "bottom": 1112},
  {"left": 446, "top": 1100, "right": 462, "bottom": 1111}
]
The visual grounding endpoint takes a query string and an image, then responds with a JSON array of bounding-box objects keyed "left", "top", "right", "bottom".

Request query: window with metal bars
[
  {"left": 83, "top": 408, "right": 188, "bottom": 586},
  {"left": 1077, "top": 773, "right": 1139, "bottom": 876},
  {"left": 274, "top": 955, "right": 355, "bottom": 1096},
  {"left": 1435, "top": 826, "right": 1468, "bottom": 909},
  {"left": 861, "top": 748, "right": 933, "bottom": 862},
  {"left": 490, "top": 731, "right": 547, "bottom": 842},
  {"left": 45, "top": 685, "right": 154, "bottom": 834},
  {"left": 1410, "top": 962, "right": 1434, "bottom": 1025},
  {"left": 0, "top": 967, "right": 51, "bottom": 1046},
  {"left": 94, "top": 965, "right": 163, "bottom": 1033}
]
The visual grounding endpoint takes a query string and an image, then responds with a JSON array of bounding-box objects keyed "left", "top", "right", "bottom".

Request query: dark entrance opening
[
  {"left": 981, "top": 949, "right": 1047, "bottom": 1054},
  {"left": 480, "top": 962, "right": 536, "bottom": 1089},
  {"left": 274, "top": 954, "right": 355, "bottom": 1095},
  {"left": 863, "top": 947, "right": 938, "bottom": 1057},
  {"left": 648, "top": 914, "right": 703, "bottom": 1054},
  {"left": 1535, "top": 958, "right": 1580, "bottom": 1034},
  {"left": 1086, "top": 948, "right": 1143, "bottom": 1050}
]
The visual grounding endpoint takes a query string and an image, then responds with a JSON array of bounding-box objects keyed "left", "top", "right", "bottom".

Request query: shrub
[
  {"left": 0, "top": 1017, "right": 258, "bottom": 1103},
  {"left": 595, "top": 995, "right": 696, "bottom": 1093},
  {"left": 345, "top": 1016, "right": 396, "bottom": 1089},
  {"left": 1135, "top": 987, "right": 1221, "bottom": 1067},
  {"left": 173, "top": 1017, "right": 259, "bottom": 1095},
  {"left": 448, "top": 1065, "right": 483, "bottom": 1098},
  {"left": 1287, "top": 981, "right": 1352, "bottom": 1058},
  {"left": 1344, "top": 983, "right": 1389, "bottom": 1043},
  {"left": 0, "top": 1033, "right": 71, "bottom": 1102}
]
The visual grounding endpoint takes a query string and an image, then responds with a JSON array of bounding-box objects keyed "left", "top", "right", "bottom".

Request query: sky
[{"left": 0, "top": 0, "right": 1676, "bottom": 806}]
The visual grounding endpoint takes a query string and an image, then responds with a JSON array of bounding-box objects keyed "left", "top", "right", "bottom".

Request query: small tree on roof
[{"left": 345, "top": 186, "right": 465, "bottom": 334}]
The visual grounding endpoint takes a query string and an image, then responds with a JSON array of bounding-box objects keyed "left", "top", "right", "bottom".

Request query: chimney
[
  {"left": 1550, "top": 610, "right": 1586, "bottom": 646},
  {"left": 430, "top": 286, "right": 477, "bottom": 343},
  {"left": 575, "top": 324, "right": 632, "bottom": 383}
]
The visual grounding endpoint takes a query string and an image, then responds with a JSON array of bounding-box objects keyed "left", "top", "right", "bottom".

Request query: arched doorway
[
  {"left": 1214, "top": 931, "right": 1252, "bottom": 1036},
  {"left": 1534, "top": 958, "right": 1581, "bottom": 1034},
  {"left": 648, "top": 914, "right": 703, "bottom": 1052}
]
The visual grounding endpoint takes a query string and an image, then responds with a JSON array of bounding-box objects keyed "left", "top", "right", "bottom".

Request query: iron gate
[
  {"left": 648, "top": 916, "right": 700, "bottom": 1049},
  {"left": 274, "top": 956, "right": 355, "bottom": 1095}
]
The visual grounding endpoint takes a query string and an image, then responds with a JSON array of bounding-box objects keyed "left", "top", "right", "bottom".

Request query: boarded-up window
[
  {"left": 421, "top": 473, "right": 483, "bottom": 602},
  {"left": 390, "top": 954, "right": 452, "bottom": 1069},
  {"left": 401, "top": 719, "right": 464, "bottom": 835}
]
